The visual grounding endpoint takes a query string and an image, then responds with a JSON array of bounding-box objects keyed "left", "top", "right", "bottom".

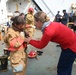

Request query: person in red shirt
[{"left": 25, "top": 11, "right": 76, "bottom": 75}]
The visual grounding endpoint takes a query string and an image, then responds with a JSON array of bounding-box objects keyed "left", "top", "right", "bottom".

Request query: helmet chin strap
[
  {"left": 20, "top": 29, "right": 24, "bottom": 31},
  {"left": 12, "top": 25, "right": 23, "bottom": 32}
]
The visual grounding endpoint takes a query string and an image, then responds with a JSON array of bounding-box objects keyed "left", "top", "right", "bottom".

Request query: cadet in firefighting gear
[
  {"left": 3, "top": 16, "right": 28, "bottom": 75},
  {"left": 25, "top": 7, "right": 35, "bottom": 37}
]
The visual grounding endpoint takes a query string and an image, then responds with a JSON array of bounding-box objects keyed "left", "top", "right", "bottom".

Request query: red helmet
[
  {"left": 28, "top": 7, "right": 34, "bottom": 12},
  {"left": 28, "top": 50, "right": 36, "bottom": 58}
]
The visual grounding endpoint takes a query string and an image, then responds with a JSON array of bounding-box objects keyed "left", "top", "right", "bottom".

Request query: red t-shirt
[{"left": 30, "top": 22, "right": 76, "bottom": 53}]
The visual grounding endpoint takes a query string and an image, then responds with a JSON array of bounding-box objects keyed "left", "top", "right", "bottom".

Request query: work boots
[
  {"left": 4, "top": 48, "right": 10, "bottom": 57},
  {"left": 0, "top": 55, "right": 8, "bottom": 72},
  {"left": 3, "top": 48, "right": 10, "bottom": 60}
]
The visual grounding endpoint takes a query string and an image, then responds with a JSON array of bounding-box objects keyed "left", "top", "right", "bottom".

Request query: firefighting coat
[
  {"left": 3, "top": 27, "right": 27, "bottom": 74},
  {"left": 25, "top": 13, "right": 35, "bottom": 37},
  {"left": 26, "top": 13, "right": 34, "bottom": 25}
]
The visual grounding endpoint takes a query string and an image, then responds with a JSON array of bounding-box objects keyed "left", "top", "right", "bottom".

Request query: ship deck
[{"left": 0, "top": 30, "right": 76, "bottom": 75}]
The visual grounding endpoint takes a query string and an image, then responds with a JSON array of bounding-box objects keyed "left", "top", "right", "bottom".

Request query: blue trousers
[{"left": 57, "top": 48, "right": 76, "bottom": 75}]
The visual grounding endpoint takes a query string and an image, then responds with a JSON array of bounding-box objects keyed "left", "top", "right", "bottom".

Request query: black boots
[
  {"left": 0, "top": 55, "right": 8, "bottom": 72},
  {"left": 3, "top": 48, "right": 10, "bottom": 60},
  {"left": 4, "top": 48, "right": 10, "bottom": 57}
]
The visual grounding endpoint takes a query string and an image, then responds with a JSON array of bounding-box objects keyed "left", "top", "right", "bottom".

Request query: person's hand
[{"left": 25, "top": 37, "right": 32, "bottom": 44}]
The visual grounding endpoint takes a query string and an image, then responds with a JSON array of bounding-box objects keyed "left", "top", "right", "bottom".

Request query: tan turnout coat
[{"left": 3, "top": 27, "right": 27, "bottom": 75}]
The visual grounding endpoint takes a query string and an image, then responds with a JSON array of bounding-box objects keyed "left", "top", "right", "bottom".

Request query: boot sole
[{"left": 0, "top": 69, "right": 8, "bottom": 72}]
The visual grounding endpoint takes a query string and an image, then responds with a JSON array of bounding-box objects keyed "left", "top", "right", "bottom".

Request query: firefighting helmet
[
  {"left": 28, "top": 50, "right": 36, "bottom": 58},
  {"left": 28, "top": 7, "right": 34, "bottom": 12}
]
